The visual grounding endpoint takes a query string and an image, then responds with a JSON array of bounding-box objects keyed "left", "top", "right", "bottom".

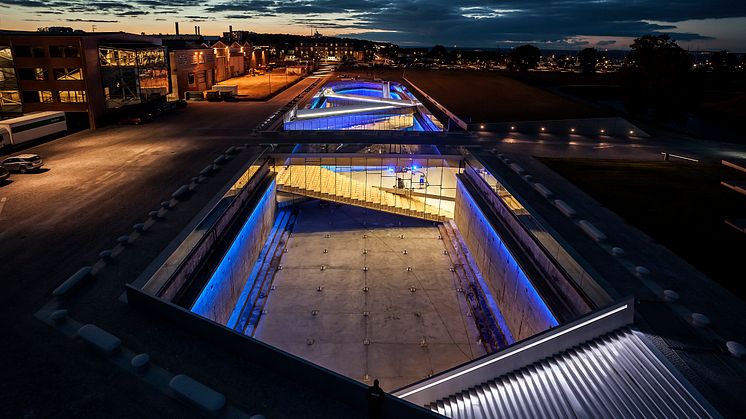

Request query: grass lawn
[
  {"left": 403, "top": 70, "right": 608, "bottom": 123},
  {"left": 539, "top": 158, "right": 746, "bottom": 299}
]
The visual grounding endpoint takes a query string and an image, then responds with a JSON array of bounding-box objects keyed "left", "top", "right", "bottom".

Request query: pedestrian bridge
[{"left": 271, "top": 154, "right": 462, "bottom": 221}]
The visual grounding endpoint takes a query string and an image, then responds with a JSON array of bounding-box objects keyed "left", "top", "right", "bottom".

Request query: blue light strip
[
  {"left": 191, "top": 182, "right": 276, "bottom": 320},
  {"left": 458, "top": 180, "right": 559, "bottom": 328}
]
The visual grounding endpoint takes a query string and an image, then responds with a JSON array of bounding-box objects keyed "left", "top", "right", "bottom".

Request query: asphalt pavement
[{"left": 0, "top": 76, "right": 356, "bottom": 419}]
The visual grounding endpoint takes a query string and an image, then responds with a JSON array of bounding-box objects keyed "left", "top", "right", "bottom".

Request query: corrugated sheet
[{"left": 429, "top": 329, "right": 716, "bottom": 419}]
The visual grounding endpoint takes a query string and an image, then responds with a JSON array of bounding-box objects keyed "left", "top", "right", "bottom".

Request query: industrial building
[{"left": 0, "top": 29, "right": 169, "bottom": 128}]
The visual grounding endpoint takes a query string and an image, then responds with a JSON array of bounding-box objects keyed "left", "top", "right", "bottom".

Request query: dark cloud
[
  {"left": 223, "top": 14, "right": 253, "bottom": 20},
  {"left": 1, "top": 0, "right": 743, "bottom": 46},
  {"left": 66, "top": 18, "right": 119, "bottom": 22}
]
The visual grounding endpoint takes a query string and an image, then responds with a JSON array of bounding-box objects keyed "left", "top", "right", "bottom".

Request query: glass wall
[
  {"left": 0, "top": 46, "right": 21, "bottom": 115},
  {"left": 99, "top": 46, "right": 168, "bottom": 108},
  {"left": 273, "top": 155, "right": 461, "bottom": 220}
]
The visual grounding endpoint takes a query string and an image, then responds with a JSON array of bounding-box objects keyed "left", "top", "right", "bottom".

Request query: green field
[
  {"left": 402, "top": 70, "right": 608, "bottom": 123},
  {"left": 539, "top": 158, "right": 746, "bottom": 299}
]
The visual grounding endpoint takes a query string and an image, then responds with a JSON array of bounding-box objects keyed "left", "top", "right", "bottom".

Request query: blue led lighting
[
  {"left": 458, "top": 181, "right": 559, "bottom": 329},
  {"left": 191, "top": 182, "right": 276, "bottom": 320}
]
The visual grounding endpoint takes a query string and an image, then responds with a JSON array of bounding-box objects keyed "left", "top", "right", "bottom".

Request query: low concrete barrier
[
  {"left": 578, "top": 220, "right": 607, "bottom": 242},
  {"left": 170, "top": 374, "right": 226, "bottom": 412},
  {"left": 77, "top": 324, "right": 121, "bottom": 353},
  {"left": 200, "top": 165, "right": 215, "bottom": 176},
  {"left": 533, "top": 183, "right": 553, "bottom": 198},
  {"left": 171, "top": 185, "right": 190, "bottom": 200},
  {"left": 554, "top": 200, "right": 576, "bottom": 218},
  {"left": 52, "top": 266, "right": 93, "bottom": 297},
  {"left": 509, "top": 163, "right": 525, "bottom": 175}
]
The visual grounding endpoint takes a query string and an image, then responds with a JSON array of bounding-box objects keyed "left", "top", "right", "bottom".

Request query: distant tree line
[{"left": 501, "top": 34, "right": 745, "bottom": 124}]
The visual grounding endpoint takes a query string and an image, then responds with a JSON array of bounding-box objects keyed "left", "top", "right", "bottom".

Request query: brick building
[{"left": 0, "top": 29, "right": 169, "bottom": 128}]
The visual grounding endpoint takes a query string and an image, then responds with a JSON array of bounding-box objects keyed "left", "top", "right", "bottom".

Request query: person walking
[{"left": 366, "top": 379, "right": 385, "bottom": 418}]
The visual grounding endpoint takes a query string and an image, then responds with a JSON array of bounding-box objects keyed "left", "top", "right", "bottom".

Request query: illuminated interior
[{"left": 283, "top": 80, "right": 443, "bottom": 131}]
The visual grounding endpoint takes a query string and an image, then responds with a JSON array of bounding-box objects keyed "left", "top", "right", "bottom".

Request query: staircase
[{"left": 273, "top": 165, "right": 451, "bottom": 221}]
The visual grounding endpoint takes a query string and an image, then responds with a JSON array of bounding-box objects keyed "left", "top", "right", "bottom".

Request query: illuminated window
[
  {"left": 59, "top": 90, "right": 87, "bottom": 103},
  {"left": 18, "top": 68, "right": 47, "bottom": 81},
  {"left": 49, "top": 45, "right": 80, "bottom": 58},
  {"left": 53, "top": 68, "right": 84, "bottom": 81},
  {"left": 39, "top": 90, "right": 53, "bottom": 103}
]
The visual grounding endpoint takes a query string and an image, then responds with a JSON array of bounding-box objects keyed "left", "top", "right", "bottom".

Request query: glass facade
[
  {"left": 59, "top": 90, "right": 86, "bottom": 103},
  {"left": 99, "top": 45, "right": 169, "bottom": 108},
  {"left": 273, "top": 153, "right": 461, "bottom": 220},
  {"left": 284, "top": 80, "right": 443, "bottom": 131},
  {"left": 53, "top": 68, "right": 83, "bottom": 81},
  {"left": 0, "top": 46, "right": 21, "bottom": 115}
]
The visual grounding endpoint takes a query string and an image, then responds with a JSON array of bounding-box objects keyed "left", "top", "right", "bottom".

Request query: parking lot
[{"left": 0, "top": 76, "right": 328, "bottom": 418}]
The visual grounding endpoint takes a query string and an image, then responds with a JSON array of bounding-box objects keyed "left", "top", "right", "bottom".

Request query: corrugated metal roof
[{"left": 428, "top": 329, "right": 717, "bottom": 419}]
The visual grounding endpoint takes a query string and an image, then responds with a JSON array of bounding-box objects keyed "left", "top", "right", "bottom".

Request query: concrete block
[
  {"left": 691, "top": 313, "right": 710, "bottom": 327},
  {"left": 726, "top": 341, "right": 745, "bottom": 358},
  {"left": 52, "top": 266, "right": 93, "bottom": 296},
  {"left": 117, "top": 235, "right": 130, "bottom": 245},
  {"left": 132, "top": 223, "right": 146, "bottom": 232},
  {"left": 214, "top": 155, "right": 226, "bottom": 165},
  {"left": 532, "top": 183, "right": 553, "bottom": 198},
  {"left": 225, "top": 146, "right": 237, "bottom": 155},
  {"left": 611, "top": 247, "right": 625, "bottom": 257},
  {"left": 98, "top": 250, "right": 113, "bottom": 259},
  {"left": 131, "top": 353, "right": 150, "bottom": 370},
  {"left": 169, "top": 374, "right": 226, "bottom": 412},
  {"left": 171, "top": 185, "right": 190, "bottom": 200},
  {"left": 663, "top": 290, "right": 679, "bottom": 303},
  {"left": 635, "top": 266, "right": 650, "bottom": 277},
  {"left": 509, "top": 163, "right": 525, "bottom": 175},
  {"left": 553, "top": 199, "right": 576, "bottom": 217},
  {"left": 77, "top": 324, "right": 121, "bottom": 353},
  {"left": 199, "top": 166, "right": 214, "bottom": 176},
  {"left": 49, "top": 309, "right": 67, "bottom": 324},
  {"left": 578, "top": 220, "right": 607, "bottom": 242}
]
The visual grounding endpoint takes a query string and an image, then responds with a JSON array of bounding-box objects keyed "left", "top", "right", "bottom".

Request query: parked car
[
  {"left": 1, "top": 154, "right": 43, "bottom": 173},
  {"left": 0, "top": 165, "right": 9, "bottom": 182},
  {"left": 118, "top": 116, "right": 143, "bottom": 125}
]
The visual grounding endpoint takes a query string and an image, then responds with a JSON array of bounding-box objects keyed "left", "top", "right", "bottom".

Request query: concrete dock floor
[{"left": 254, "top": 201, "right": 486, "bottom": 391}]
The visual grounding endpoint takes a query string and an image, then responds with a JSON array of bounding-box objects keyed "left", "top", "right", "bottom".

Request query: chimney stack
[
  {"left": 175, "top": 22, "right": 179, "bottom": 35},
  {"left": 194, "top": 25, "right": 198, "bottom": 35},
  {"left": 229, "top": 25, "right": 233, "bottom": 41}
]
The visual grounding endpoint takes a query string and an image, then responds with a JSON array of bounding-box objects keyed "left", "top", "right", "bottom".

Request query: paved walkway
[{"left": 255, "top": 202, "right": 485, "bottom": 391}]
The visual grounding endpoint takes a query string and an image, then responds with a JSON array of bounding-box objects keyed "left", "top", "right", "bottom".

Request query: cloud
[
  {"left": 0, "top": 0, "right": 743, "bottom": 47},
  {"left": 66, "top": 18, "right": 119, "bottom": 22}
]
